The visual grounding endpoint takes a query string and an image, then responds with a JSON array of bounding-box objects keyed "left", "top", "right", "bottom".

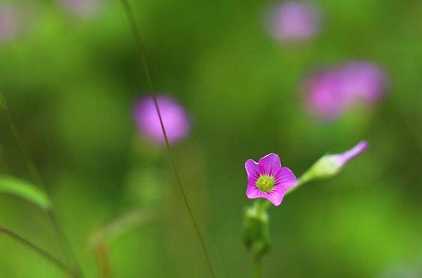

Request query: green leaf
[{"left": 0, "top": 176, "right": 51, "bottom": 209}]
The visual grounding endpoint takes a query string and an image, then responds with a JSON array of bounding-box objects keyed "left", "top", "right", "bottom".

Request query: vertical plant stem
[
  {"left": 0, "top": 93, "right": 83, "bottom": 277},
  {"left": 90, "top": 209, "right": 153, "bottom": 277},
  {"left": 254, "top": 259, "right": 262, "bottom": 278},
  {"left": 118, "top": 1, "right": 217, "bottom": 277},
  {"left": 0, "top": 226, "right": 72, "bottom": 275},
  {"left": 47, "top": 210, "right": 83, "bottom": 277},
  {"left": 95, "top": 241, "right": 112, "bottom": 278}
]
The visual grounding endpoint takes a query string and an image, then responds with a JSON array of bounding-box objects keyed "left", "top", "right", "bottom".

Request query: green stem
[
  {"left": 254, "top": 259, "right": 262, "bottom": 278},
  {"left": 94, "top": 241, "right": 112, "bottom": 278},
  {"left": 255, "top": 200, "right": 271, "bottom": 213}
]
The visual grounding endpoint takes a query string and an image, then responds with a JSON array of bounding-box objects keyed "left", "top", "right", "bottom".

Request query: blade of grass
[
  {"left": 0, "top": 225, "right": 72, "bottom": 275},
  {"left": 118, "top": 1, "right": 217, "bottom": 277},
  {"left": 0, "top": 92, "right": 83, "bottom": 277},
  {"left": 0, "top": 175, "right": 51, "bottom": 209}
]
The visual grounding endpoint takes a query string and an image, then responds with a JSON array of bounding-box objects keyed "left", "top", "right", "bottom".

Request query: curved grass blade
[
  {"left": 0, "top": 175, "right": 51, "bottom": 209},
  {"left": 118, "top": 1, "right": 217, "bottom": 277},
  {"left": 0, "top": 225, "right": 72, "bottom": 275},
  {"left": 0, "top": 92, "right": 83, "bottom": 277}
]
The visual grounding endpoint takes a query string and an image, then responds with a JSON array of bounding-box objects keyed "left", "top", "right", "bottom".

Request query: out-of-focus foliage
[
  {"left": 1, "top": 0, "right": 422, "bottom": 277},
  {"left": 0, "top": 176, "right": 51, "bottom": 209}
]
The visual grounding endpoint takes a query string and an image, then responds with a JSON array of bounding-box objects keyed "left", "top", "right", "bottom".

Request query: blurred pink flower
[
  {"left": 134, "top": 96, "right": 190, "bottom": 145},
  {"left": 245, "top": 153, "right": 297, "bottom": 206},
  {"left": 59, "top": 0, "right": 102, "bottom": 18},
  {"left": 338, "top": 62, "right": 387, "bottom": 103},
  {"left": 305, "top": 69, "right": 351, "bottom": 120},
  {"left": 269, "top": 1, "right": 320, "bottom": 42},
  {"left": 0, "top": 5, "right": 18, "bottom": 42},
  {"left": 305, "top": 62, "right": 387, "bottom": 120}
]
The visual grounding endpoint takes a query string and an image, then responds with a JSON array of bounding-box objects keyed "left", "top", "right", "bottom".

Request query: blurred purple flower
[
  {"left": 134, "top": 96, "right": 190, "bottom": 145},
  {"left": 305, "top": 62, "right": 387, "bottom": 120},
  {"left": 60, "top": 0, "right": 101, "bottom": 18},
  {"left": 305, "top": 69, "right": 352, "bottom": 120},
  {"left": 270, "top": 1, "right": 320, "bottom": 42},
  {"left": 0, "top": 5, "right": 18, "bottom": 42},
  {"left": 337, "top": 62, "right": 387, "bottom": 103},
  {"left": 245, "top": 153, "right": 297, "bottom": 206}
]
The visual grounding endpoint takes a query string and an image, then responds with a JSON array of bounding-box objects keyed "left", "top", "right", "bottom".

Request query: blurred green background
[{"left": 1, "top": 0, "right": 422, "bottom": 277}]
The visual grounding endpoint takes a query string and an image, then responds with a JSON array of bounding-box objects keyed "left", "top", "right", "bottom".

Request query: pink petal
[
  {"left": 258, "top": 153, "right": 282, "bottom": 175},
  {"left": 275, "top": 167, "right": 297, "bottom": 190},
  {"left": 265, "top": 191, "right": 285, "bottom": 206},
  {"left": 245, "top": 159, "right": 259, "bottom": 179},
  {"left": 246, "top": 182, "right": 262, "bottom": 199},
  {"left": 335, "top": 141, "right": 368, "bottom": 167}
]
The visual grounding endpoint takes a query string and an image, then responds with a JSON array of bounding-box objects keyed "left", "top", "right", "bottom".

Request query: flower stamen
[{"left": 256, "top": 175, "right": 275, "bottom": 192}]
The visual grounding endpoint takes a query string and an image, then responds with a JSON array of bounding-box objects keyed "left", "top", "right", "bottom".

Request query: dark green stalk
[
  {"left": 0, "top": 226, "right": 72, "bottom": 275},
  {"left": 0, "top": 93, "right": 83, "bottom": 277},
  {"left": 118, "top": 1, "right": 217, "bottom": 277},
  {"left": 254, "top": 259, "right": 262, "bottom": 278}
]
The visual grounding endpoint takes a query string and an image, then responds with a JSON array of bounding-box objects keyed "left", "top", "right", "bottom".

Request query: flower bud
[{"left": 298, "top": 141, "right": 368, "bottom": 184}]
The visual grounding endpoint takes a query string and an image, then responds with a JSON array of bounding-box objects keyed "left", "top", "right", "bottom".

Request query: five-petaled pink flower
[{"left": 245, "top": 153, "right": 297, "bottom": 206}]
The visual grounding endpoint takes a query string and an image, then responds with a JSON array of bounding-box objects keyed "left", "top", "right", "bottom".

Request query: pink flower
[
  {"left": 60, "top": 0, "right": 102, "bottom": 18},
  {"left": 337, "top": 62, "right": 387, "bottom": 103},
  {"left": 134, "top": 96, "right": 190, "bottom": 145},
  {"left": 245, "top": 153, "right": 297, "bottom": 206},
  {"left": 0, "top": 5, "right": 18, "bottom": 42},
  {"left": 305, "top": 62, "right": 387, "bottom": 120},
  {"left": 305, "top": 69, "right": 352, "bottom": 120},
  {"left": 269, "top": 1, "right": 320, "bottom": 43}
]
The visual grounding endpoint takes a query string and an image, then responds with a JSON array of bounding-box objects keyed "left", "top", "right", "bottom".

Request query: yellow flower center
[{"left": 256, "top": 175, "right": 275, "bottom": 192}]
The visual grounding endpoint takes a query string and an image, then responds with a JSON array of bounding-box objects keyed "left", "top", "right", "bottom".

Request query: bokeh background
[{"left": 1, "top": 0, "right": 422, "bottom": 277}]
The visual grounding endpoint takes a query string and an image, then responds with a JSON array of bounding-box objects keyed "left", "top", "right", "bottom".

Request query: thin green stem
[
  {"left": 47, "top": 210, "right": 83, "bottom": 277},
  {"left": 118, "top": 0, "right": 153, "bottom": 90},
  {"left": 0, "top": 226, "right": 72, "bottom": 275},
  {"left": 118, "top": 1, "right": 217, "bottom": 278}
]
